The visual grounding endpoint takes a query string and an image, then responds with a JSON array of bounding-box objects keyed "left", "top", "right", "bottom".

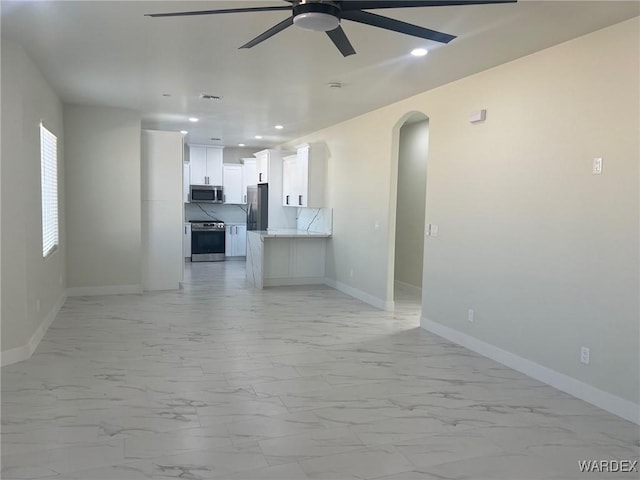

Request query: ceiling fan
[{"left": 146, "top": 0, "right": 517, "bottom": 57}]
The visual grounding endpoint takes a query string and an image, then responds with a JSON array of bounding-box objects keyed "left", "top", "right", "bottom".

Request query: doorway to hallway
[{"left": 391, "top": 113, "right": 429, "bottom": 311}]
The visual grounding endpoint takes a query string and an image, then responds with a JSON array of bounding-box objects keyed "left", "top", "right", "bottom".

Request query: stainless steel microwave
[{"left": 190, "top": 185, "right": 223, "bottom": 203}]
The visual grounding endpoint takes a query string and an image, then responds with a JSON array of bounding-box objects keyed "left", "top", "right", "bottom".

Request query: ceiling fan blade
[
  {"left": 338, "top": 0, "right": 516, "bottom": 10},
  {"left": 326, "top": 26, "right": 356, "bottom": 57},
  {"left": 145, "top": 6, "right": 291, "bottom": 18},
  {"left": 341, "top": 10, "right": 455, "bottom": 44},
  {"left": 240, "top": 17, "right": 294, "bottom": 49}
]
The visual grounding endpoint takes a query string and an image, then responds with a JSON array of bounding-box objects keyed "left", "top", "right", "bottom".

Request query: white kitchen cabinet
[
  {"left": 295, "top": 143, "right": 326, "bottom": 208},
  {"left": 242, "top": 158, "right": 257, "bottom": 204},
  {"left": 282, "top": 154, "right": 298, "bottom": 206},
  {"left": 223, "top": 164, "right": 243, "bottom": 204},
  {"left": 183, "top": 163, "right": 190, "bottom": 203},
  {"left": 189, "top": 145, "right": 224, "bottom": 186},
  {"left": 254, "top": 149, "right": 269, "bottom": 184},
  {"left": 281, "top": 144, "right": 326, "bottom": 208},
  {"left": 251, "top": 149, "right": 296, "bottom": 229},
  {"left": 183, "top": 223, "right": 191, "bottom": 259},
  {"left": 225, "top": 224, "right": 247, "bottom": 257}
]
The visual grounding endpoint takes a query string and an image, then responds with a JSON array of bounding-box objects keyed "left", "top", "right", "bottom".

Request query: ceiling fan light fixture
[{"left": 293, "top": 12, "right": 339, "bottom": 32}]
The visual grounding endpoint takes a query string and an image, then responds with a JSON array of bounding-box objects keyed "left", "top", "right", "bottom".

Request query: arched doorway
[{"left": 387, "top": 112, "right": 429, "bottom": 316}]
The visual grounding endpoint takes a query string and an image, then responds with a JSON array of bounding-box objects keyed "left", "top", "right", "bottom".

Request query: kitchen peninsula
[
  {"left": 246, "top": 229, "right": 331, "bottom": 289},
  {"left": 246, "top": 207, "right": 333, "bottom": 289}
]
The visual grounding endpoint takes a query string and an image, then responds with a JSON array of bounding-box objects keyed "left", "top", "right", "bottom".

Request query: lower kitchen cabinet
[
  {"left": 183, "top": 223, "right": 191, "bottom": 259},
  {"left": 225, "top": 224, "right": 247, "bottom": 257}
]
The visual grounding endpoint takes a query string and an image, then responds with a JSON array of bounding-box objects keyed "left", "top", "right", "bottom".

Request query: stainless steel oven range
[{"left": 190, "top": 220, "right": 225, "bottom": 262}]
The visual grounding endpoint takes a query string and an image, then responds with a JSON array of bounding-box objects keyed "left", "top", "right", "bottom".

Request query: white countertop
[{"left": 249, "top": 229, "right": 331, "bottom": 238}]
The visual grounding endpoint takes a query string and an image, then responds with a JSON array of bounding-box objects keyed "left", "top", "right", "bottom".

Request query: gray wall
[
  {"left": 285, "top": 19, "right": 639, "bottom": 408},
  {"left": 64, "top": 105, "right": 142, "bottom": 292},
  {"left": 1, "top": 40, "right": 66, "bottom": 355},
  {"left": 394, "top": 120, "right": 428, "bottom": 290}
]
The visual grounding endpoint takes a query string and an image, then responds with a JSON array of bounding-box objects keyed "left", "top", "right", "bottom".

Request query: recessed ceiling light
[
  {"left": 254, "top": 135, "right": 263, "bottom": 139},
  {"left": 275, "top": 125, "right": 284, "bottom": 130},
  {"left": 327, "top": 82, "right": 342, "bottom": 89},
  {"left": 411, "top": 48, "right": 428, "bottom": 57},
  {"left": 180, "top": 130, "right": 188, "bottom": 135},
  {"left": 238, "top": 143, "right": 245, "bottom": 147},
  {"left": 189, "top": 117, "right": 199, "bottom": 123},
  {"left": 162, "top": 93, "right": 172, "bottom": 97}
]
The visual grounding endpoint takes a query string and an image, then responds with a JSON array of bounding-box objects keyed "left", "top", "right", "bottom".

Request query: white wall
[
  {"left": 285, "top": 18, "right": 639, "bottom": 418},
  {"left": 142, "top": 130, "right": 183, "bottom": 291},
  {"left": 394, "top": 120, "right": 428, "bottom": 290},
  {"left": 222, "top": 147, "right": 265, "bottom": 165},
  {"left": 1, "top": 40, "right": 66, "bottom": 363},
  {"left": 64, "top": 105, "right": 141, "bottom": 295}
]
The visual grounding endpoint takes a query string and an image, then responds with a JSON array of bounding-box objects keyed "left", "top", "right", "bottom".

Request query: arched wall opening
[{"left": 387, "top": 111, "right": 429, "bottom": 313}]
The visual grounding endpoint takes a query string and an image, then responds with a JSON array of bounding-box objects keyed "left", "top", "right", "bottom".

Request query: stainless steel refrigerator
[{"left": 246, "top": 184, "right": 268, "bottom": 231}]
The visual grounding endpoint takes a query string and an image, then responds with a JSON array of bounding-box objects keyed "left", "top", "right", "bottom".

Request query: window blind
[{"left": 40, "top": 123, "right": 58, "bottom": 257}]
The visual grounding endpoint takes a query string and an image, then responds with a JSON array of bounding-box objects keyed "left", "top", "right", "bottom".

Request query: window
[{"left": 40, "top": 123, "right": 58, "bottom": 257}]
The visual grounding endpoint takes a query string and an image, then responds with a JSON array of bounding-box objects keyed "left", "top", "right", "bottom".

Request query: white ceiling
[{"left": 2, "top": 1, "right": 638, "bottom": 147}]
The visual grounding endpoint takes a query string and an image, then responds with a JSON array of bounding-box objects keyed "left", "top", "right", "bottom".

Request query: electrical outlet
[
  {"left": 592, "top": 157, "right": 603, "bottom": 175},
  {"left": 580, "top": 346, "right": 590, "bottom": 365},
  {"left": 468, "top": 309, "right": 474, "bottom": 322}
]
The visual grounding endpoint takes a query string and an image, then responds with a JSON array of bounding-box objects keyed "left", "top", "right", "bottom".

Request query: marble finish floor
[{"left": 2, "top": 261, "right": 638, "bottom": 479}]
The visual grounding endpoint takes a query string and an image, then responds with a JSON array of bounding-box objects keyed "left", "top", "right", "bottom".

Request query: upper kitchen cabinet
[
  {"left": 223, "top": 164, "right": 243, "bottom": 204},
  {"left": 282, "top": 154, "right": 297, "bottom": 207},
  {"left": 189, "top": 145, "right": 224, "bottom": 186},
  {"left": 242, "top": 158, "right": 257, "bottom": 204},
  {"left": 254, "top": 149, "right": 270, "bottom": 184},
  {"left": 282, "top": 143, "right": 326, "bottom": 208},
  {"left": 297, "top": 143, "right": 326, "bottom": 208}
]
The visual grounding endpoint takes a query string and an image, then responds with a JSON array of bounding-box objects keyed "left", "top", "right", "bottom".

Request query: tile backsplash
[
  {"left": 185, "top": 203, "right": 247, "bottom": 223},
  {"left": 297, "top": 208, "right": 333, "bottom": 234},
  {"left": 186, "top": 203, "right": 332, "bottom": 234}
]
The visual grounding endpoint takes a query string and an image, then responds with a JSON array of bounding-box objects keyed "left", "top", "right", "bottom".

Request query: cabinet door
[
  {"left": 183, "top": 163, "right": 190, "bottom": 203},
  {"left": 236, "top": 225, "right": 247, "bottom": 256},
  {"left": 223, "top": 165, "right": 243, "bottom": 204},
  {"left": 189, "top": 146, "right": 207, "bottom": 185},
  {"left": 242, "top": 159, "right": 257, "bottom": 204},
  {"left": 183, "top": 224, "right": 191, "bottom": 258},
  {"left": 206, "top": 147, "right": 224, "bottom": 185},
  {"left": 282, "top": 155, "right": 297, "bottom": 207},
  {"left": 296, "top": 147, "right": 309, "bottom": 207},
  {"left": 225, "top": 226, "right": 234, "bottom": 256},
  {"left": 296, "top": 143, "right": 325, "bottom": 208},
  {"left": 255, "top": 151, "right": 269, "bottom": 184}
]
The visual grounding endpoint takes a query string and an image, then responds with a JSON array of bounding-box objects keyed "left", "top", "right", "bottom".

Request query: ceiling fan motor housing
[{"left": 293, "top": 1, "right": 341, "bottom": 31}]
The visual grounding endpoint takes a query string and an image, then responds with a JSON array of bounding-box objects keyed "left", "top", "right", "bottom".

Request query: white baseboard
[
  {"left": 67, "top": 284, "right": 143, "bottom": 296},
  {"left": 421, "top": 316, "right": 640, "bottom": 425},
  {"left": 394, "top": 280, "right": 422, "bottom": 297},
  {"left": 265, "top": 276, "right": 325, "bottom": 287},
  {"left": 324, "top": 278, "right": 394, "bottom": 311},
  {"left": 1, "top": 291, "right": 67, "bottom": 367}
]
